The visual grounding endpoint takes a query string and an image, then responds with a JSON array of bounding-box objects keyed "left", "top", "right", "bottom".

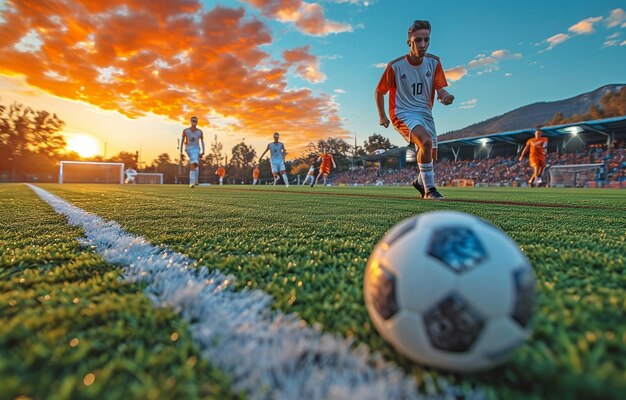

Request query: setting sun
[{"left": 66, "top": 135, "right": 99, "bottom": 158}]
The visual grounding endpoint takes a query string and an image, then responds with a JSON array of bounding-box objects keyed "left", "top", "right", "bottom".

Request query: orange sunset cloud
[{"left": 0, "top": 0, "right": 349, "bottom": 148}]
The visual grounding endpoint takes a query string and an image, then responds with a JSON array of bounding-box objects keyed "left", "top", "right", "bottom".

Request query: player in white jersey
[
  {"left": 302, "top": 163, "right": 315, "bottom": 186},
  {"left": 375, "top": 20, "right": 454, "bottom": 200},
  {"left": 180, "top": 116, "right": 205, "bottom": 188},
  {"left": 259, "top": 132, "right": 289, "bottom": 187}
]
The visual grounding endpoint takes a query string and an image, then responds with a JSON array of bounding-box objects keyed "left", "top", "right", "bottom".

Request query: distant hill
[{"left": 441, "top": 84, "right": 625, "bottom": 140}]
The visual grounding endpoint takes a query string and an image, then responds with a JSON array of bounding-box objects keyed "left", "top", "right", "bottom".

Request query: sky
[{"left": 0, "top": 0, "right": 625, "bottom": 164}]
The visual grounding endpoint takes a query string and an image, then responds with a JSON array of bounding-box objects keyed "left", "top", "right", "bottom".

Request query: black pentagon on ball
[
  {"left": 382, "top": 217, "right": 417, "bottom": 246},
  {"left": 423, "top": 293, "right": 485, "bottom": 352},
  {"left": 427, "top": 226, "right": 487, "bottom": 273},
  {"left": 366, "top": 263, "right": 399, "bottom": 320},
  {"left": 511, "top": 267, "right": 535, "bottom": 327}
]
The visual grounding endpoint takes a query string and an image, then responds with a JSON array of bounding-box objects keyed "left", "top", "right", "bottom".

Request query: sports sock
[
  {"left": 418, "top": 162, "right": 435, "bottom": 189},
  {"left": 282, "top": 174, "right": 289, "bottom": 186},
  {"left": 189, "top": 170, "right": 196, "bottom": 185}
]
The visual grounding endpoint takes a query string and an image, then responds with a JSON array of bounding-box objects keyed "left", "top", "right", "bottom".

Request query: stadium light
[
  {"left": 480, "top": 138, "right": 490, "bottom": 146},
  {"left": 565, "top": 126, "right": 583, "bottom": 135}
]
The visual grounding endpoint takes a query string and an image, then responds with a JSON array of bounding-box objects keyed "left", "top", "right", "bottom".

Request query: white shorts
[
  {"left": 395, "top": 111, "right": 437, "bottom": 149},
  {"left": 270, "top": 160, "right": 286, "bottom": 173},
  {"left": 186, "top": 148, "right": 200, "bottom": 164}
]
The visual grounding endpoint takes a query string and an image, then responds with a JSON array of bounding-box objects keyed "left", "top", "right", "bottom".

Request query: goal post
[
  {"left": 548, "top": 163, "right": 603, "bottom": 188},
  {"left": 59, "top": 161, "right": 125, "bottom": 184},
  {"left": 134, "top": 173, "right": 164, "bottom": 184}
]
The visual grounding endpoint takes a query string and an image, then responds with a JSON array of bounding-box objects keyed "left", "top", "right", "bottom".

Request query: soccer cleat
[
  {"left": 411, "top": 178, "right": 426, "bottom": 199},
  {"left": 425, "top": 187, "right": 444, "bottom": 200},
  {"left": 190, "top": 183, "right": 195, "bottom": 188}
]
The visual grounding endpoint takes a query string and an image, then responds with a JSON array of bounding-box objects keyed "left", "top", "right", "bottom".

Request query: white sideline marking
[{"left": 28, "top": 184, "right": 478, "bottom": 400}]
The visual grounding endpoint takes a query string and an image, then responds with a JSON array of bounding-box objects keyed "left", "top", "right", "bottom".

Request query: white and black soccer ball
[{"left": 364, "top": 211, "right": 535, "bottom": 372}]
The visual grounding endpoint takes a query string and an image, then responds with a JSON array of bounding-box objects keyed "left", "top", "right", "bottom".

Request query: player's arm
[
  {"left": 199, "top": 131, "right": 205, "bottom": 156},
  {"left": 282, "top": 144, "right": 287, "bottom": 160},
  {"left": 375, "top": 66, "right": 393, "bottom": 128},
  {"left": 375, "top": 91, "right": 390, "bottom": 128},
  {"left": 519, "top": 145, "right": 529, "bottom": 161},
  {"left": 437, "top": 88, "right": 454, "bottom": 105},
  {"left": 180, "top": 131, "right": 186, "bottom": 160},
  {"left": 331, "top": 154, "right": 337, "bottom": 168},
  {"left": 259, "top": 145, "right": 269, "bottom": 160},
  {"left": 433, "top": 60, "right": 453, "bottom": 105}
]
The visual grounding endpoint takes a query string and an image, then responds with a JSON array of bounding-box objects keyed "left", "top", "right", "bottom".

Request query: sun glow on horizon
[{"left": 66, "top": 134, "right": 99, "bottom": 158}]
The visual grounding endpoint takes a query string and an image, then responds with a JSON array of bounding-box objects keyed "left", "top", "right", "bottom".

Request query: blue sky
[{"left": 0, "top": 0, "right": 624, "bottom": 162}]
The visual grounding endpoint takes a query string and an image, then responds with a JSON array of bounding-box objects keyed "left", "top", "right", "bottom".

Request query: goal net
[
  {"left": 134, "top": 173, "right": 164, "bottom": 184},
  {"left": 548, "top": 163, "right": 603, "bottom": 188},
  {"left": 59, "top": 161, "right": 125, "bottom": 184}
]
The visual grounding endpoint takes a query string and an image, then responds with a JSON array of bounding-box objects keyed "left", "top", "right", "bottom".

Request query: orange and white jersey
[
  {"left": 527, "top": 137, "right": 548, "bottom": 160},
  {"left": 216, "top": 167, "right": 226, "bottom": 177},
  {"left": 252, "top": 168, "right": 260, "bottom": 179},
  {"left": 182, "top": 128, "right": 203, "bottom": 150},
  {"left": 376, "top": 54, "right": 448, "bottom": 123}
]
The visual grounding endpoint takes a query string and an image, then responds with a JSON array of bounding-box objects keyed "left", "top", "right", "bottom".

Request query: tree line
[{"left": 0, "top": 101, "right": 397, "bottom": 183}]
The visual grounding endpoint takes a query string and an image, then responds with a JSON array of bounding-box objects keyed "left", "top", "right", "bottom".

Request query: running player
[
  {"left": 519, "top": 128, "right": 548, "bottom": 187},
  {"left": 375, "top": 20, "right": 454, "bottom": 200},
  {"left": 215, "top": 165, "right": 226, "bottom": 185},
  {"left": 259, "top": 132, "right": 289, "bottom": 187},
  {"left": 313, "top": 149, "right": 336, "bottom": 187},
  {"left": 302, "top": 162, "right": 315, "bottom": 186},
  {"left": 252, "top": 165, "right": 260, "bottom": 185},
  {"left": 180, "top": 116, "right": 205, "bottom": 188}
]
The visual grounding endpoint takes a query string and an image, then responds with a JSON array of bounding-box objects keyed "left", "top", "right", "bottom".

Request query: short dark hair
[
  {"left": 190, "top": 116, "right": 198, "bottom": 121},
  {"left": 408, "top": 20, "right": 431, "bottom": 37}
]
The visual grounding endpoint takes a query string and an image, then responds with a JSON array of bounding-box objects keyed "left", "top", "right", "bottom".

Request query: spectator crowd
[{"left": 331, "top": 146, "right": 626, "bottom": 187}]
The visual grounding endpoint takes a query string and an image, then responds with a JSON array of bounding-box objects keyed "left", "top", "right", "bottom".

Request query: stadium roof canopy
[
  {"left": 357, "top": 115, "right": 626, "bottom": 162},
  {"left": 438, "top": 115, "right": 626, "bottom": 149}
]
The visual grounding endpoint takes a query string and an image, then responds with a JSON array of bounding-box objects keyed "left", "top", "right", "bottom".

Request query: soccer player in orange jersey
[
  {"left": 215, "top": 165, "right": 226, "bottom": 185},
  {"left": 313, "top": 149, "right": 336, "bottom": 187},
  {"left": 252, "top": 165, "right": 260, "bottom": 185},
  {"left": 519, "top": 128, "right": 548, "bottom": 187},
  {"left": 375, "top": 20, "right": 454, "bottom": 200}
]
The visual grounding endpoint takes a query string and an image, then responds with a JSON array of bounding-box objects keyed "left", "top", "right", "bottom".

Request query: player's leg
[
  {"left": 413, "top": 126, "right": 443, "bottom": 199},
  {"left": 280, "top": 167, "right": 289, "bottom": 187},
  {"left": 313, "top": 171, "right": 322, "bottom": 187},
  {"left": 190, "top": 163, "right": 198, "bottom": 188},
  {"left": 187, "top": 149, "right": 199, "bottom": 188},
  {"left": 395, "top": 120, "right": 426, "bottom": 198},
  {"left": 411, "top": 148, "right": 426, "bottom": 198}
]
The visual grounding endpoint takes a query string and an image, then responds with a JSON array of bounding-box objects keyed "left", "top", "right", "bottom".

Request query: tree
[
  {"left": 0, "top": 102, "right": 66, "bottom": 180},
  {"left": 318, "top": 137, "right": 352, "bottom": 157},
  {"left": 363, "top": 133, "right": 396, "bottom": 154},
  {"left": 152, "top": 153, "right": 172, "bottom": 168},
  {"left": 109, "top": 151, "right": 138, "bottom": 169},
  {"left": 230, "top": 141, "right": 256, "bottom": 168},
  {"left": 204, "top": 135, "right": 224, "bottom": 166},
  {"left": 28, "top": 110, "right": 66, "bottom": 158}
]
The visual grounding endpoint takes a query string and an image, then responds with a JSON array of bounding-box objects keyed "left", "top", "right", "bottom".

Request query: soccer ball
[{"left": 364, "top": 211, "right": 535, "bottom": 372}]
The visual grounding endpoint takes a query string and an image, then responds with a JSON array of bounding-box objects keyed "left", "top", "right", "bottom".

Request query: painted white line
[{"left": 28, "top": 184, "right": 479, "bottom": 400}]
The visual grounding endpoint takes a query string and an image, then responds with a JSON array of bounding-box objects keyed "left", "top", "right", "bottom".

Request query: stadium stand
[{"left": 336, "top": 117, "right": 626, "bottom": 188}]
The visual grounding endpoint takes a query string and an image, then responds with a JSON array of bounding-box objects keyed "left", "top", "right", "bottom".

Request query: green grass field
[{"left": 2, "top": 183, "right": 625, "bottom": 399}]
